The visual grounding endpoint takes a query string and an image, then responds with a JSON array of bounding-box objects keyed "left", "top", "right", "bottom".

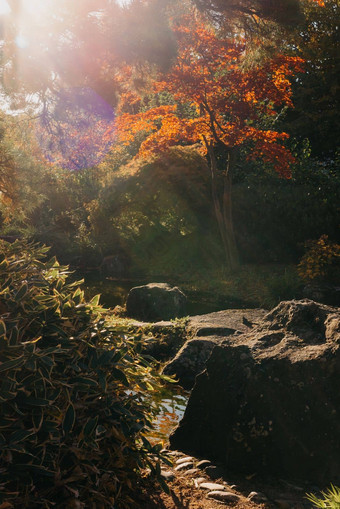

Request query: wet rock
[
  {"left": 126, "top": 283, "right": 187, "bottom": 321},
  {"left": 170, "top": 300, "right": 340, "bottom": 484},
  {"left": 207, "top": 491, "right": 240, "bottom": 503}
]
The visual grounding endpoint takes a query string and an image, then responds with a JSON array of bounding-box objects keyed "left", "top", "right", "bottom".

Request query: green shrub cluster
[
  {"left": 0, "top": 240, "right": 170, "bottom": 508},
  {"left": 307, "top": 485, "right": 340, "bottom": 509}
]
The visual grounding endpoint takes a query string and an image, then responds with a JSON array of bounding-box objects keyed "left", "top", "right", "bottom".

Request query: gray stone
[
  {"left": 163, "top": 309, "right": 267, "bottom": 389},
  {"left": 207, "top": 491, "right": 240, "bottom": 503},
  {"left": 175, "top": 456, "right": 194, "bottom": 465},
  {"left": 184, "top": 468, "right": 200, "bottom": 476},
  {"left": 126, "top": 283, "right": 187, "bottom": 321},
  {"left": 196, "top": 460, "right": 211, "bottom": 469},
  {"left": 163, "top": 337, "right": 222, "bottom": 389},
  {"left": 168, "top": 450, "right": 182, "bottom": 456},
  {"left": 174, "top": 461, "right": 194, "bottom": 471},
  {"left": 161, "top": 470, "right": 175, "bottom": 481},
  {"left": 248, "top": 491, "right": 268, "bottom": 503},
  {"left": 194, "top": 477, "right": 207, "bottom": 487},
  {"left": 170, "top": 300, "right": 340, "bottom": 484},
  {"left": 187, "top": 309, "right": 267, "bottom": 336},
  {"left": 199, "top": 482, "right": 226, "bottom": 491}
]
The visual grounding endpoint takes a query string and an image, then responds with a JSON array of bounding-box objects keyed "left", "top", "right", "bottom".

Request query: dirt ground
[{"left": 135, "top": 468, "right": 312, "bottom": 509}]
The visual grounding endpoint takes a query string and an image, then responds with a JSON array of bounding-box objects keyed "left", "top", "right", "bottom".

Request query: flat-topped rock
[{"left": 187, "top": 309, "right": 267, "bottom": 337}]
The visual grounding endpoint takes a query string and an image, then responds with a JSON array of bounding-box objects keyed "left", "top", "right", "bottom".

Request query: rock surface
[
  {"left": 163, "top": 308, "right": 267, "bottom": 389},
  {"left": 186, "top": 309, "right": 268, "bottom": 336},
  {"left": 170, "top": 299, "right": 340, "bottom": 484},
  {"left": 126, "top": 283, "right": 187, "bottom": 321}
]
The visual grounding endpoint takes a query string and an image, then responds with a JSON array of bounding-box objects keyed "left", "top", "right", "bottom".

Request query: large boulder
[
  {"left": 163, "top": 308, "right": 267, "bottom": 389},
  {"left": 163, "top": 337, "right": 223, "bottom": 389},
  {"left": 126, "top": 283, "right": 187, "bottom": 321},
  {"left": 170, "top": 299, "right": 340, "bottom": 484}
]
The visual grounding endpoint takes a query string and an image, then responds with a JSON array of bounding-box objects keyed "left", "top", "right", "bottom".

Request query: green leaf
[
  {"left": 90, "top": 294, "right": 100, "bottom": 306},
  {"left": 16, "top": 464, "right": 54, "bottom": 477},
  {"left": 15, "top": 284, "right": 29, "bottom": 302},
  {"left": 0, "top": 259, "right": 9, "bottom": 270},
  {"left": 158, "top": 474, "right": 170, "bottom": 494},
  {"left": 0, "top": 320, "right": 6, "bottom": 337},
  {"left": 71, "top": 377, "right": 98, "bottom": 387},
  {"left": 111, "top": 367, "right": 129, "bottom": 386},
  {"left": 63, "top": 403, "right": 75, "bottom": 434},
  {"left": 24, "top": 397, "right": 50, "bottom": 407},
  {"left": 9, "top": 429, "right": 34, "bottom": 444},
  {"left": 0, "top": 390, "right": 17, "bottom": 403},
  {"left": 83, "top": 416, "right": 98, "bottom": 437},
  {"left": 32, "top": 408, "right": 44, "bottom": 431},
  {"left": 8, "top": 326, "right": 19, "bottom": 345},
  {"left": 0, "top": 356, "right": 25, "bottom": 373}
]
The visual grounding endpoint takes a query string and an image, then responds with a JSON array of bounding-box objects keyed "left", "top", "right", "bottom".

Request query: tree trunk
[{"left": 207, "top": 144, "right": 239, "bottom": 270}]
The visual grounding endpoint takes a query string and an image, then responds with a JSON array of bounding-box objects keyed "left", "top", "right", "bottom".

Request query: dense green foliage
[
  {"left": 0, "top": 240, "right": 170, "bottom": 508},
  {"left": 281, "top": 0, "right": 340, "bottom": 157}
]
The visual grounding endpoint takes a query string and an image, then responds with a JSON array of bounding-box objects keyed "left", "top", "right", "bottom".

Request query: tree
[
  {"left": 116, "top": 13, "right": 303, "bottom": 269},
  {"left": 280, "top": 0, "right": 340, "bottom": 156}
]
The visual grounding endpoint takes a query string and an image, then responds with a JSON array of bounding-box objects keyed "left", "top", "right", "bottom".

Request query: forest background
[{"left": 0, "top": 0, "right": 339, "bottom": 309}]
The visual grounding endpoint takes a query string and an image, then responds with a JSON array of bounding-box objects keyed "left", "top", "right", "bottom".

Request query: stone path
[{"left": 160, "top": 449, "right": 312, "bottom": 508}]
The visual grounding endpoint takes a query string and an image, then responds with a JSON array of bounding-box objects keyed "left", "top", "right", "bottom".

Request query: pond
[{"left": 148, "top": 385, "right": 189, "bottom": 445}]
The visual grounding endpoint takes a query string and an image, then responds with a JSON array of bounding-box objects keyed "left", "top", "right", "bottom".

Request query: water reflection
[{"left": 148, "top": 388, "right": 189, "bottom": 444}]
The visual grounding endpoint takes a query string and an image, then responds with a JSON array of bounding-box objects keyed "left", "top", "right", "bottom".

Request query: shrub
[
  {"left": 0, "top": 240, "right": 170, "bottom": 508},
  {"left": 307, "top": 485, "right": 340, "bottom": 509},
  {"left": 298, "top": 235, "right": 340, "bottom": 282}
]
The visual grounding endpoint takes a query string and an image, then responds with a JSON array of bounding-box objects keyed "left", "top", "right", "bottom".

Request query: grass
[
  {"left": 181, "top": 263, "right": 303, "bottom": 310},
  {"left": 307, "top": 486, "right": 340, "bottom": 509}
]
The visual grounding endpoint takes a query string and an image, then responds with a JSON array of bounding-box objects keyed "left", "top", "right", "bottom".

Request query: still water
[{"left": 148, "top": 387, "right": 189, "bottom": 444}]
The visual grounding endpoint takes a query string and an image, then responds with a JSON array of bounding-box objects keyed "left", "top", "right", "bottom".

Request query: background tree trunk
[{"left": 208, "top": 144, "right": 240, "bottom": 270}]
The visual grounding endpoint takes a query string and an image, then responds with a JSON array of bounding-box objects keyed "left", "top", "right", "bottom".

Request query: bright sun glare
[{"left": 0, "top": 0, "right": 10, "bottom": 15}]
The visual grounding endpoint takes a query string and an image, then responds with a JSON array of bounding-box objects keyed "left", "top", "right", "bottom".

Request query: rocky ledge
[
  {"left": 163, "top": 308, "right": 267, "bottom": 389},
  {"left": 170, "top": 299, "right": 340, "bottom": 485}
]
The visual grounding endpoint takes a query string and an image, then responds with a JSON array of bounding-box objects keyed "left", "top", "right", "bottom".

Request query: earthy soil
[
  {"left": 134, "top": 451, "right": 313, "bottom": 509},
  {"left": 136, "top": 474, "right": 311, "bottom": 509}
]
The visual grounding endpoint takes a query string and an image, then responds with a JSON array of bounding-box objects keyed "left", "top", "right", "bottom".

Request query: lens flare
[{"left": 36, "top": 87, "right": 116, "bottom": 171}]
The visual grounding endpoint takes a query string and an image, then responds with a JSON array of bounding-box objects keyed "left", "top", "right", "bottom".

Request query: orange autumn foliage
[{"left": 116, "top": 15, "right": 304, "bottom": 178}]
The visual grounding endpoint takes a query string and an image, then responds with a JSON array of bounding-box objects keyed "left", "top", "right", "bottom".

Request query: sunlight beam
[{"left": 0, "top": 0, "right": 10, "bottom": 15}]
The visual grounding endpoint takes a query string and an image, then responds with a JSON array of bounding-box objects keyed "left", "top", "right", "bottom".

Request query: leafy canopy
[{"left": 116, "top": 13, "right": 304, "bottom": 177}]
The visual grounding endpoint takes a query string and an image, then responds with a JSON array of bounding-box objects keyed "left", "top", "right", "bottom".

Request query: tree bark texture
[{"left": 207, "top": 143, "right": 239, "bottom": 270}]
